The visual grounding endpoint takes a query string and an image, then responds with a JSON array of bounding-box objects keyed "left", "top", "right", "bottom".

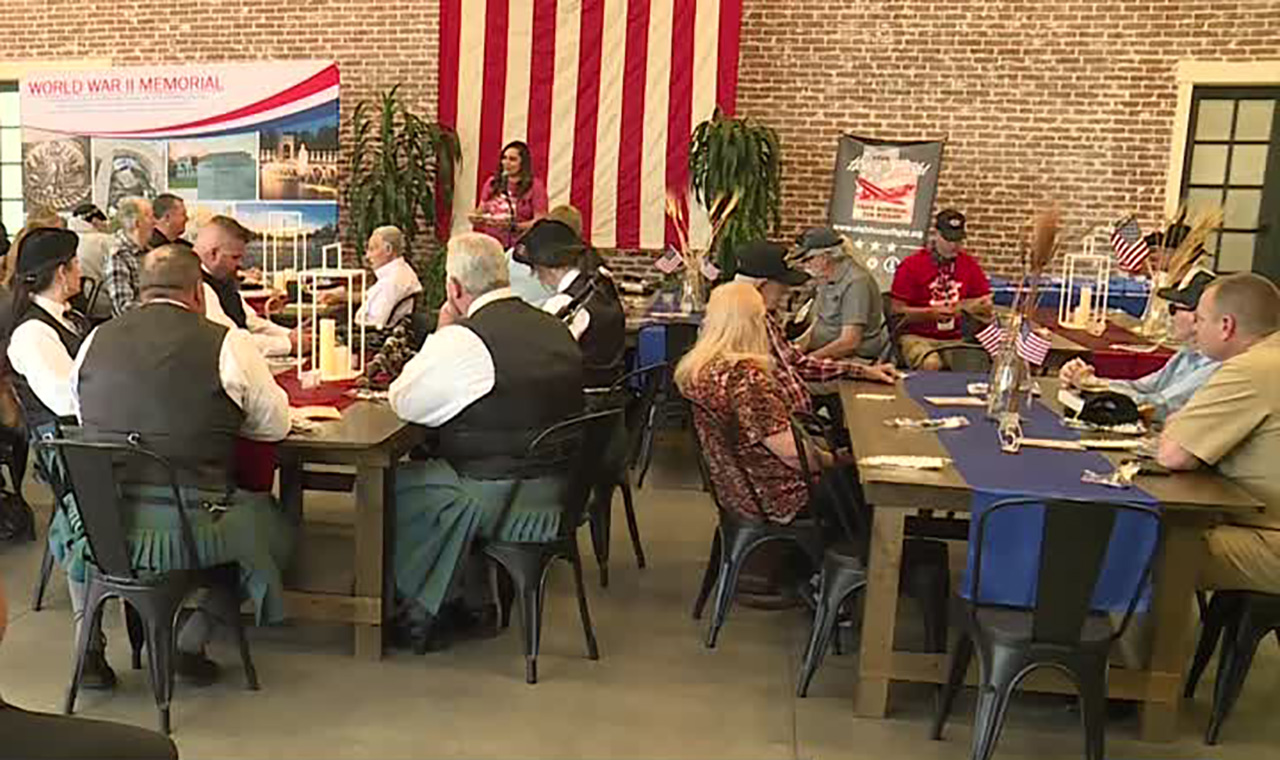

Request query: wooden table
[
  {"left": 839, "top": 378, "right": 1264, "bottom": 742},
  {"left": 276, "top": 401, "right": 426, "bottom": 659}
]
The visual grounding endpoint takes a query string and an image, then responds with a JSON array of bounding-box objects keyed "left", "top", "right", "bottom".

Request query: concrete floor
[{"left": 1, "top": 431, "right": 1278, "bottom": 759}]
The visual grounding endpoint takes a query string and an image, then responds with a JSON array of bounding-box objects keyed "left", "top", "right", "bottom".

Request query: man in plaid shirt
[{"left": 104, "top": 197, "right": 156, "bottom": 316}]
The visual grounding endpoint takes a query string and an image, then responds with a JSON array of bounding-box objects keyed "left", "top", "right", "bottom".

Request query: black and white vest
[
  {"left": 10, "top": 303, "right": 83, "bottom": 430},
  {"left": 554, "top": 272, "right": 626, "bottom": 389},
  {"left": 203, "top": 271, "right": 247, "bottom": 328}
]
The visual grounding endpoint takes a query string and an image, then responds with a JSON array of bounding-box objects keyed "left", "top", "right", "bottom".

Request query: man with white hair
[
  {"left": 318, "top": 226, "right": 423, "bottom": 328},
  {"left": 103, "top": 197, "right": 156, "bottom": 315},
  {"left": 388, "top": 232, "right": 583, "bottom": 652}
]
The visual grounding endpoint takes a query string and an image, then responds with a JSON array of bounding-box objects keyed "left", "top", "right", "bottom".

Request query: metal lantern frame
[
  {"left": 1058, "top": 226, "right": 1111, "bottom": 335},
  {"left": 295, "top": 267, "right": 368, "bottom": 382},
  {"left": 263, "top": 211, "right": 308, "bottom": 294}
]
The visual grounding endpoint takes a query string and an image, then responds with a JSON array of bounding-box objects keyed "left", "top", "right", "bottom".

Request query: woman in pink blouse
[{"left": 469, "top": 141, "right": 548, "bottom": 249}]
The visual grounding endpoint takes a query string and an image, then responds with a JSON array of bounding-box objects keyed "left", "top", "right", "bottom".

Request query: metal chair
[
  {"left": 930, "top": 497, "right": 1162, "bottom": 760},
  {"left": 482, "top": 408, "right": 623, "bottom": 684},
  {"left": 917, "top": 343, "right": 993, "bottom": 373},
  {"left": 1184, "top": 590, "right": 1280, "bottom": 744},
  {"left": 36, "top": 434, "right": 260, "bottom": 734}
]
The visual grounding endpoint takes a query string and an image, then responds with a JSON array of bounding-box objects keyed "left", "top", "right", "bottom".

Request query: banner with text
[
  {"left": 826, "top": 135, "right": 944, "bottom": 291},
  {"left": 20, "top": 61, "right": 340, "bottom": 268}
]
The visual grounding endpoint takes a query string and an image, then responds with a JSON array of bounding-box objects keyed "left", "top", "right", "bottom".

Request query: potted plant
[
  {"left": 687, "top": 108, "right": 782, "bottom": 274},
  {"left": 346, "top": 84, "right": 461, "bottom": 308}
]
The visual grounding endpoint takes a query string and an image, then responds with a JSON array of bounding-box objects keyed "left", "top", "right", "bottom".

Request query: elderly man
[
  {"left": 389, "top": 232, "right": 582, "bottom": 652},
  {"left": 72, "top": 245, "right": 294, "bottom": 683},
  {"left": 103, "top": 197, "right": 156, "bottom": 315},
  {"left": 194, "top": 215, "right": 297, "bottom": 357},
  {"left": 1061, "top": 270, "right": 1220, "bottom": 421},
  {"left": 791, "top": 227, "right": 889, "bottom": 361},
  {"left": 148, "top": 194, "right": 190, "bottom": 249},
  {"left": 1158, "top": 273, "right": 1280, "bottom": 593},
  {"left": 356, "top": 226, "right": 423, "bottom": 328},
  {"left": 890, "top": 209, "right": 994, "bottom": 370}
]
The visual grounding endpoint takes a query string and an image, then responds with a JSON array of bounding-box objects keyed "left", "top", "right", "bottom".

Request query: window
[
  {"left": 1179, "top": 87, "right": 1280, "bottom": 280},
  {"left": 0, "top": 81, "right": 20, "bottom": 239}
]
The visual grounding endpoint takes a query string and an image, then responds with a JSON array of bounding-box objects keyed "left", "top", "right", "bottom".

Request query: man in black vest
[
  {"left": 71, "top": 245, "right": 294, "bottom": 684},
  {"left": 388, "top": 232, "right": 583, "bottom": 652},
  {"left": 194, "top": 215, "right": 296, "bottom": 357}
]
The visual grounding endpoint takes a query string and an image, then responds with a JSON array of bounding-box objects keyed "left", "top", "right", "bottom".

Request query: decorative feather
[{"left": 1167, "top": 206, "right": 1222, "bottom": 283}]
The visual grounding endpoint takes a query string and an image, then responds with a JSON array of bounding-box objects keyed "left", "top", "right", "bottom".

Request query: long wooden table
[
  {"left": 276, "top": 401, "right": 425, "bottom": 659},
  {"left": 839, "top": 378, "right": 1264, "bottom": 742}
]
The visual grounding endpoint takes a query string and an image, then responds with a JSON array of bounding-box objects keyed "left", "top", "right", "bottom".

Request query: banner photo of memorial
[
  {"left": 826, "top": 135, "right": 945, "bottom": 291},
  {"left": 19, "top": 60, "right": 339, "bottom": 268},
  {"left": 437, "top": 0, "right": 744, "bottom": 250}
]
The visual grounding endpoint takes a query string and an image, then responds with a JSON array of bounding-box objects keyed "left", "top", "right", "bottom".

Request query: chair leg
[
  {"left": 587, "top": 488, "right": 612, "bottom": 589},
  {"left": 63, "top": 584, "right": 107, "bottom": 716},
  {"left": 32, "top": 532, "right": 55, "bottom": 611},
  {"left": 930, "top": 631, "right": 973, "bottom": 740},
  {"left": 1206, "top": 616, "right": 1264, "bottom": 745},
  {"left": 970, "top": 645, "right": 1022, "bottom": 760},
  {"left": 705, "top": 535, "right": 755, "bottom": 650},
  {"left": 796, "top": 568, "right": 864, "bottom": 698},
  {"left": 691, "top": 532, "right": 720, "bottom": 620},
  {"left": 1076, "top": 658, "right": 1109, "bottom": 760},
  {"left": 620, "top": 479, "right": 646, "bottom": 570},
  {"left": 226, "top": 589, "right": 260, "bottom": 690},
  {"left": 567, "top": 540, "right": 599, "bottom": 661},
  {"left": 1186, "top": 592, "right": 1236, "bottom": 699},
  {"left": 488, "top": 547, "right": 550, "bottom": 685},
  {"left": 142, "top": 610, "right": 176, "bottom": 735},
  {"left": 125, "top": 604, "right": 145, "bottom": 670}
]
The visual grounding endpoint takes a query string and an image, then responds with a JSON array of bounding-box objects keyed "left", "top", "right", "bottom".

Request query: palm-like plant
[{"left": 688, "top": 109, "right": 782, "bottom": 274}]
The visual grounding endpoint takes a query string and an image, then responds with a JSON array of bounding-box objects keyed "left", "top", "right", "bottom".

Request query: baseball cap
[
  {"left": 1156, "top": 269, "right": 1216, "bottom": 310},
  {"left": 511, "top": 218, "right": 587, "bottom": 268},
  {"left": 936, "top": 209, "right": 966, "bottom": 242},
  {"left": 793, "top": 227, "right": 844, "bottom": 258},
  {"left": 736, "top": 240, "right": 809, "bottom": 286},
  {"left": 72, "top": 202, "right": 107, "bottom": 223}
]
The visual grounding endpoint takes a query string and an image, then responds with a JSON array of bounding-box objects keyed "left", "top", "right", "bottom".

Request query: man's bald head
[
  {"left": 141, "top": 244, "right": 205, "bottom": 310},
  {"left": 1194, "top": 272, "right": 1280, "bottom": 361},
  {"left": 194, "top": 215, "right": 252, "bottom": 280}
]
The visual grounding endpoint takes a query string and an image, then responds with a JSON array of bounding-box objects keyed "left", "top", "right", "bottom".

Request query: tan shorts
[
  {"left": 900, "top": 334, "right": 951, "bottom": 369},
  {"left": 1201, "top": 524, "right": 1280, "bottom": 593}
]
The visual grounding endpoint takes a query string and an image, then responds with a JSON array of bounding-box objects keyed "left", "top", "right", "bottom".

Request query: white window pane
[
  {"left": 1, "top": 200, "right": 23, "bottom": 234},
  {"left": 1190, "top": 144, "right": 1228, "bottom": 185},
  {"left": 1224, "top": 189, "right": 1261, "bottom": 229},
  {"left": 1235, "top": 100, "right": 1275, "bottom": 141},
  {"left": 1185, "top": 187, "right": 1223, "bottom": 214},
  {"left": 0, "top": 92, "right": 17, "bottom": 128},
  {"left": 0, "top": 164, "right": 20, "bottom": 197},
  {"left": 1195, "top": 100, "right": 1234, "bottom": 141},
  {"left": 1229, "top": 144, "right": 1269, "bottom": 186},
  {"left": 0, "top": 128, "right": 19, "bottom": 163},
  {"left": 1217, "top": 232, "right": 1255, "bottom": 273}
]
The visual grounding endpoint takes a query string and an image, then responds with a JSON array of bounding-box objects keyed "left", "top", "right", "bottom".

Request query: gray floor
[{"left": 1, "top": 431, "right": 1278, "bottom": 759}]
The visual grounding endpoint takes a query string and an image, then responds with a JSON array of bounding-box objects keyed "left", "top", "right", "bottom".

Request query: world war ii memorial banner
[
  {"left": 19, "top": 61, "right": 341, "bottom": 268},
  {"left": 826, "top": 135, "right": 944, "bottom": 291}
]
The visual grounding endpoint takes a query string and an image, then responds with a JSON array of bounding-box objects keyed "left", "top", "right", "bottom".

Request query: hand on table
[
  {"left": 1059, "top": 358, "right": 1097, "bottom": 388},
  {"left": 860, "top": 363, "right": 901, "bottom": 385}
]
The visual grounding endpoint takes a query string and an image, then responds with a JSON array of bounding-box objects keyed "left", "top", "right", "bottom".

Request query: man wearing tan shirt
[{"left": 1158, "top": 273, "right": 1280, "bottom": 592}]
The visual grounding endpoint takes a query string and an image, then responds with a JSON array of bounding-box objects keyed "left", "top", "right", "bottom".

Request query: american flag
[
  {"left": 1110, "top": 216, "right": 1151, "bottom": 272},
  {"left": 438, "top": 0, "right": 744, "bottom": 250},
  {"left": 1015, "top": 324, "right": 1053, "bottom": 366},
  {"left": 654, "top": 247, "right": 684, "bottom": 274},
  {"left": 976, "top": 321, "right": 1005, "bottom": 356}
]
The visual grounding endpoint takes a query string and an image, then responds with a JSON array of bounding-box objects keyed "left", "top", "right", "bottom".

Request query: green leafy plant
[
  {"left": 688, "top": 108, "right": 782, "bottom": 274},
  {"left": 346, "top": 84, "right": 461, "bottom": 307}
]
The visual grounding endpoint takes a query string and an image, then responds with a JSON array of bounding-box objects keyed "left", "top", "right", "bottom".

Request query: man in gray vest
[
  {"left": 389, "top": 232, "right": 583, "bottom": 652},
  {"left": 71, "top": 244, "right": 295, "bottom": 684}
]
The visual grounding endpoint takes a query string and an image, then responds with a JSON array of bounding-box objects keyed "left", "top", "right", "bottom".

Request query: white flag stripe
[
  {"left": 453, "top": 1, "right": 489, "bottom": 235},
  {"left": 591, "top": 0, "right": 629, "bottom": 248},
  {"left": 686, "top": 0, "right": 720, "bottom": 251},
  {"left": 546, "top": 0, "right": 582, "bottom": 209},
  {"left": 639, "top": 0, "right": 674, "bottom": 250},
  {"left": 502, "top": 0, "right": 536, "bottom": 149}
]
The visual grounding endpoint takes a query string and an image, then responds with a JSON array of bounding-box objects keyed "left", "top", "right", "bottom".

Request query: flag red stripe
[
  {"left": 716, "top": 0, "right": 742, "bottom": 115},
  {"left": 665, "top": 0, "right": 696, "bottom": 249},
  {"left": 435, "top": 0, "right": 463, "bottom": 237},
  {"left": 526, "top": 0, "right": 558, "bottom": 189},
  {"left": 476, "top": 0, "right": 511, "bottom": 200},
  {"left": 615, "top": 0, "right": 652, "bottom": 250},
  {"left": 571, "top": 1, "right": 606, "bottom": 242}
]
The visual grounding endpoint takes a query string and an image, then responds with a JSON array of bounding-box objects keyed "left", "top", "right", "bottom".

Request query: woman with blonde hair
[{"left": 677, "top": 282, "right": 849, "bottom": 525}]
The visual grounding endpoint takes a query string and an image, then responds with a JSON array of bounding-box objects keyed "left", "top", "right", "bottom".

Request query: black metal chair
[
  {"left": 583, "top": 362, "right": 667, "bottom": 587},
  {"left": 36, "top": 434, "right": 260, "bottom": 734},
  {"left": 686, "top": 400, "right": 824, "bottom": 649},
  {"left": 482, "top": 408, "right": 623, "bottom": 684},
  {"left": 0, "top": 422, "right": 32, "bottom": 543},
  {"left": 917, "top": 343, "right": 993, "bottom": 373},
  {"left": 930, "top": 497, "right": 1163, "bottom": 760},
  {"left": 1184, "top": 590, "right": 1280, "bottom": 744},
  {"left": 879, "top": 296, "right": 909, "bottom": 368}
]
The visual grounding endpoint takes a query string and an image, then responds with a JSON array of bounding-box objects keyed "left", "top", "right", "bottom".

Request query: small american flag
[
  {"left": 976, "top": 321, "right": 1005, "bottom": 356},
  {"left": 701, "top": 258, "right": 721, "bottom": 282},
  {"left": 1110, "top": 216, "right": 1151, "bottom": 272},
  {"left": 654, "top": 248, "right": 684, "bottom": 275},
  {"left": 1015, "top": 324, "right": 1053, "bottom": 366}
]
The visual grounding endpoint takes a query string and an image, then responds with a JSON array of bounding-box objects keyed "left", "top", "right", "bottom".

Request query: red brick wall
[{"left": 4, "top": 0, "right": 1280, "bottom": 276}]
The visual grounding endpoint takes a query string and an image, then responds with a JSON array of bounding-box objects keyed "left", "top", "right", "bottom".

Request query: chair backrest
[
  {"left": 919, "top": 343, "right": 992, "bottom": 373},
  {"left": 879, "top": 296, "right": 908, "bottom": 367},
  {"left": 789, "top": 412, "right": 868, "bottom": 554},
  {"left": 968, "top": 497, "right": 1162, "bottom": 646},
  {"left": 608, "top": 362, "right": 669, "bottom": 469},
  {"left": 389, "top": 291, "right": 419, "bottom": 326},
  {"left": 34, "top": 433, "right": 200, "bottom": 579}
]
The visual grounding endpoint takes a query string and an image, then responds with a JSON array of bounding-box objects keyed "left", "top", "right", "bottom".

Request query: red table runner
[{"left": 1032, "top": 307, "right": 1173, "bottom": 380}]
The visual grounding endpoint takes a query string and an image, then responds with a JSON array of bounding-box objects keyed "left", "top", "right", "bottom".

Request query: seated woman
[
  {"left": 469, "top": 141, "right": 548, "bottom": 250},
  {"left": 676, "top": 282, "right": 850, "bottom": 526}
]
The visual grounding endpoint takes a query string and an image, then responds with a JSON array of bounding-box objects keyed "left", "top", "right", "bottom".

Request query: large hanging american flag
[{"left": 438, "top": 0, "right": 744, "bottom": 250}]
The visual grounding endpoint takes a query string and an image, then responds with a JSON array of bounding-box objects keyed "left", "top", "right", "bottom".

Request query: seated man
[
  {"left": 1061, "top": 270, "right": 1220, "bottom": 421},
  {"left": 791, "top": 227, "right": 889, "bottom": 361},
  {"left": 103, "top": 197, "right": 155, "bottom": 316},
  {"left": 508, "top": 205, "right": 581, "bottom": 306},
  {"left": 890, "top": 209, "right": 993, "bottom": 370},
  {"left": 71, "top": 245, "right": 295, "bottom": 682},
  {"left": 194, "top": 215, "right": 298, "bottom": 357},
  {"left": 0, "top": 576, "right": 179, "bottom": 759},
  {"left": 67, "top": 203, "right": 114, "bottom": 321},
  {"left": 318, "top": 226, "right": 424, "bottom": 329},
  {"left": 148, "top": 193, "right": 190, "bottom": 249},
  {"left": 1158, "top": 273, "right": 1280, "bottom": 593},
  {"left": 389, "top": 233, "right": 583, "bottom": 652}
]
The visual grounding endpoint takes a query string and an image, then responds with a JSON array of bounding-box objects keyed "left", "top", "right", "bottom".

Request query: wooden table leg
[
  {"left": 855, "top": 505, "right": 908, "bottom": 718},
  {"left": 278, "top": 451, "right": 304, "bottom": 523},
  {"left": 353, "top": 464, "right": 387, "bottom": 660},
  {"left": 1140, "top": 518, "right": 1204, "bottom": 742}
]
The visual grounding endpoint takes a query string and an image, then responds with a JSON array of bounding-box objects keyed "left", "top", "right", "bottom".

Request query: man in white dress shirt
[
  {"left": 318, "top": 226, "right": 424, "bottom": 328},
  {"left": 388, "top": 232, "right": 582, "bottom": 652},
  {"left": 194, "top": 215, "right": 298, "bottom": 358}
]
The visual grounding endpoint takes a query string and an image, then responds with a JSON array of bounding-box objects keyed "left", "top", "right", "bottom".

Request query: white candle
[
  {"left": 331, "top": 346, "right": 349, "bottom": 379},
  {"left": 273, "top": 270, "right": 288, "bottom": 292},
  {"left": 319, "top": 319, "right": 337, "bottom": 378},
  {"left": 1077, "top": 286, "right": 1093, "bottom": 324}
]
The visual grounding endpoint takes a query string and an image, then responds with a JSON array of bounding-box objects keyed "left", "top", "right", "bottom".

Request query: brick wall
[{"left": 3, "top": 0, "right": 1280, "bottom": 277}]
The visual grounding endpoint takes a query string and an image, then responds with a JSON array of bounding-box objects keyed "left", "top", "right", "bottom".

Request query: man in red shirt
[{"left": 890, "top": 209, "right": 994, "bottom": 369}]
